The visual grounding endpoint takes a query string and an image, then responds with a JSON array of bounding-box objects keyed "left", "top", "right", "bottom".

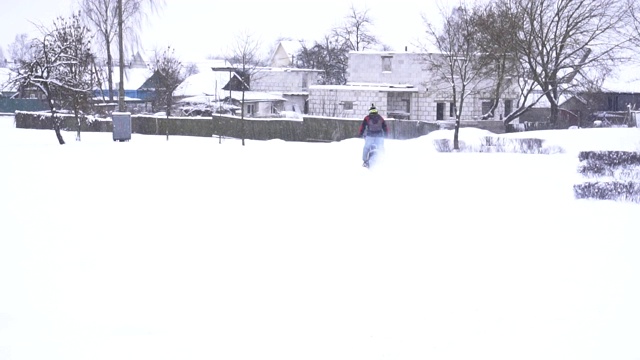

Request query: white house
[
  {"left": 251, "top": 67, "right": 323, "bottom": 114},
  {"left": 309, "top": 50, "right": 520, "bottom": 122},
  {"left": 173, "top": 66, "right": 288, "bottom": 118},
  {"left": 173, "top": 70, "right": 237, "bottom": 100},
  {"left": 171, "top": 41, "right": 323, "bottom": 117}
]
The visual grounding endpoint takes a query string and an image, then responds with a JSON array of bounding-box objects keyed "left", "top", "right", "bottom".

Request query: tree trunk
[
  {"left": 453, "top": 117, "right": 460, "bottom": 151},
  {"left": 241, "top": 90, "right": 245, "bottom": 146},
  {"left": 75, "top": 109, "right": 81, "bottom": 141},
  {"left": 106, "top": 40, "right": 114, "bottom": 101},
  {"left": 549, "top": 102, "right": 559, "bottom": 128},
  {"left": 53, "top": 116, "right": 65, "bottom": 145}
]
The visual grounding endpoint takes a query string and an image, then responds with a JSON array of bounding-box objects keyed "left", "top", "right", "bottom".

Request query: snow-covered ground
[{"left": 1, "top": 115, "right": 639, "bottom": 360}]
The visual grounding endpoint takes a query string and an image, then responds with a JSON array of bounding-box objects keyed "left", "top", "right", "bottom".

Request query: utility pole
[
  {"left": 118, "top": 0, "right": 125, "bottom": 111},
  {"left": 112, "top": 0, "right": 132, "bottom": 142}
]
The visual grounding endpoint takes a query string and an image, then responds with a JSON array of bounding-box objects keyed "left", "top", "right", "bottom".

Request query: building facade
[
  {"left": 251, "top": 67, "right": 323, "bottom": 114},
  {"left": 309, "top": 50, "right": 519, "bottom": 122}
]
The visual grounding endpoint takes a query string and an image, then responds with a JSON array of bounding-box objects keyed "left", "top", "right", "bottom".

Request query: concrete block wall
[
  {"left": 310, "top": 85, "right": 520, "bottom": 123},
  {"left": 252, "top": 69, "right": 322, "bottom": 93},
  {"left": 308, "top": 87, "right": 387, "bottom": 119},
  {"left": 347, "top": 51, "right": 520, "bottom": 122},
  {"left": 348, "top": 51, "right": 428, "bottom": 90}
]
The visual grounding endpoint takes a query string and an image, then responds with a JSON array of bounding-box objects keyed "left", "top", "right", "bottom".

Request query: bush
[
  {"left": 574, "top": 150, "right": 640, "bottom": 202},
  {"left": 574, "top": 181, "right": 640, "bottom": 202},
  {"left": 434, "top": 136, "right": 551, "bottom": 154},
  {"left": 514, "top": 138, "right": 544, "bottom": 154},
  {"left": 433, "top": 139, "right": 467, "bottom": 152},
  {"left": 578, "top": 151, "right": 640, "bottom": 166}
]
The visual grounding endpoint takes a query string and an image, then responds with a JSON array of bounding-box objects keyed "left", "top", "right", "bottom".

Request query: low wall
[
  {"left": 14, "top": 112, "right": 112, "bottom": 132},
  {"left": 14, "top": 112, "right": 443, "bottom": 142}
]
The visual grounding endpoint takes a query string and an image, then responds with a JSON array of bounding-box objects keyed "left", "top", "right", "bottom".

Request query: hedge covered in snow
[{"left": 574, "top": 151, "right": 640, "bottom": 202}]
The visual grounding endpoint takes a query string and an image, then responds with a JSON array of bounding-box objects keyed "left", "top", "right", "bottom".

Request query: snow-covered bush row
[
  {"left": 578, "top": 150, "right": 640, "bottom": 167},
  {"left": 573, "top": 181, "right": 640, "bottom": 202},
  {"left": 432, "top": 136, "right": 563, "bottom": 154},
  {"left": 574, "top": 150, "right": 640, "bottom": 202}
]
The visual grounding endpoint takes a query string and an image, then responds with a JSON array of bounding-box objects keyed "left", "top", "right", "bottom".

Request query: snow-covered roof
[
  {"left": 599, "top": 64, "right": 640, "bottom": 93},
  {"left": 226, "top": 91, "right": 287, "bottom": 102},
  {"left": 256, "top": 66, "right": 322, "bottom": 73},
  {"left": 173, "top": 70, "right": 233, "bottom": 98},
  {"left": 280, "top": 40, "right": 302, "bottom": 56},
  {"left": 310, "top": 82, "right": 418, "bottom": 92},
  {"left": 181, "top": 59, "right": 233, "bottom": 73},
  {"left": 94, "top": 66, "right": 153, "bottom": 91},
  {"left": 269, "top": 40, "right": 303, "bottom": 67},
  {"left": 180, "top": 91, "right": 285, "bottom": 104}
]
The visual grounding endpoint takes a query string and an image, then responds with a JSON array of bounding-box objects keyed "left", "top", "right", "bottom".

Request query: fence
[
  {"left": 14, "top": 112, "right": 442, "bottom": 142},
  {"left": 0, "top": 98, "right": 49, "bottom": 113}
]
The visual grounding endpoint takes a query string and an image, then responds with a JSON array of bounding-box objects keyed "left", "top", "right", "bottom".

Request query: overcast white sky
[{"left": 0, "top": 0, "right": 462, "bottom": 61}]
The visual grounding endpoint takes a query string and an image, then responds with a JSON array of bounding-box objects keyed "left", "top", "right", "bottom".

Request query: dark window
[
  {"left": 608, "top": 96, "right": 619, "bottom": 111},
  {"left": 436, "top": 102, "right": 445, "bottom": 120},
  {"left": 449, "top": 102, "right": 455, "bottom": 117},
  {"left": 343, "top": 101, "right": 353, "bottom": 110},
  {"left": 402, "top": 99, "right": 410, "bottom": 113},
  {"left": 504, "top": 99, "right": 512, "bottom": 116},
  {"left": 482, "top": 100, "right": 495, "bottom": 116},
  {"left": 382, "top": 56, "right": 392, "bottom": 72}
]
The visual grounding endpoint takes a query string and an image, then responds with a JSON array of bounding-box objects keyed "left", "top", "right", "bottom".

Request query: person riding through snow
[{"left": 358, "top": 104, "right": 388, "bottom": 167}]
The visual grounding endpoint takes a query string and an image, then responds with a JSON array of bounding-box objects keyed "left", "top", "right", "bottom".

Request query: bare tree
[
  {"left": 184, "top": 62, "right": 199, "bottom": 77},
  {"left": 421, "top": 5, "right": 484, "bottom": 150},
  {"left": 149, "top": 46, "right": 185, "bottom": 117},
  {"left": 55, "top": 12, "right": 97, "bottom": 141},
  {"left": 7, "top": 33, "right": 35, "bottom": 69},
  {"left": 80, "top": 0, "right": 117, "bottom": 101},
  {"left": 80, "top": 0, "right": 164, "bottom": 102},
  {"left": 508, "top": 0, "right": 628, "bottom": 126},
  {"left": 0, "top": 46, "right": 6, "bottom": 67},
  {"left": 470, "top": 1, "right": 516, "bottom": 120},
  {"left": 469, "top": 0, "right": 547, "bottom": 125},
  {"left": 10, "top": 13, "right": 96, "bottom": 145},
  {"left": 227, "top": 31, "right": 263, "bottom": 146},
  {"left": 624, "top": 0, "right": 640, "bottom": 54},
  {"left": 333, "top": 4, "right": 380, "bottom": 51},
  {"left": 294, "top": 4, "right": 381, "bottom": 85},
  {"left": 296, "top": 35, "right": 350, "bottom": 85}
]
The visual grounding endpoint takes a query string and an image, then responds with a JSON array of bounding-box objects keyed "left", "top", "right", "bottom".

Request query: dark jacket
[{"left": 358, "top": 113, "right": 388, "bottom": 137}]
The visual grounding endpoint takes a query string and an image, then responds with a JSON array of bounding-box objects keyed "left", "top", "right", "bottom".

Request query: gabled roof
[
  {"left": 599, "top": 65, "right": 640, "bottom": 93},
  {"left": 269, "top": 40, "right": 302, "bottom": 67},
  {"left": 280, "top": 40, "right": 302, "bottom": 56},
  {"left": 94, "top": 66, "right": 153, "bottom": 91},
  {"left": 173, "top": 70, "right": 236, "bottom": 98},
  {"left": 139, "top": 70, "right": 164, "bottom": 90}
]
